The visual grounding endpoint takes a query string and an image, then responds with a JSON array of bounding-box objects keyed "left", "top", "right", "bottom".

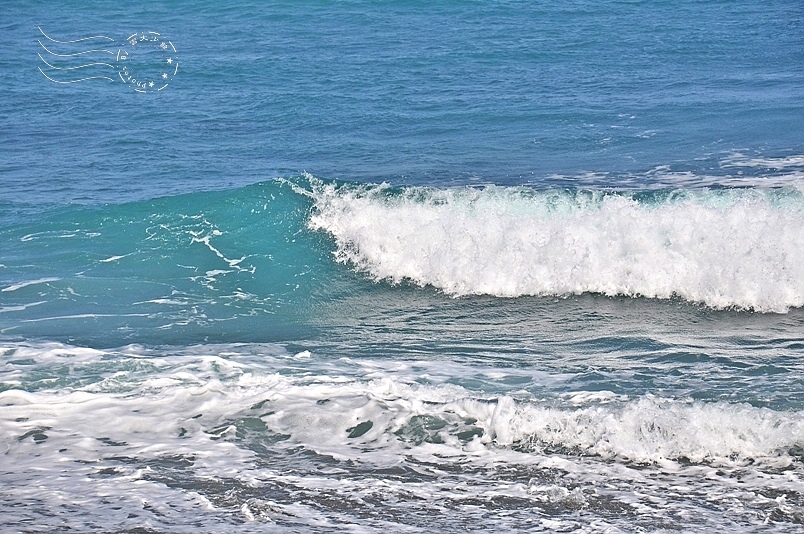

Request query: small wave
[
  {"left": 481, "top": 395, "right": 804, "bottom": 465},
  {"left": 307, "top": 180, "right": 804, "bottom": 312}
]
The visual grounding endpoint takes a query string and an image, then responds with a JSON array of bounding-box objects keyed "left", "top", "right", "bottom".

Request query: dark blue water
[
  {"left": 3, "top": 0, "right": 803, "bottom": 207},
  {"left": 1, "top": 1, "right": 803, "bottom": 532}
]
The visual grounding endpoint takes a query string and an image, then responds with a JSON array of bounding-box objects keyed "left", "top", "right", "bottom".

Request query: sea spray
[{"left": 308, "top": 179, "right": 804, "bottom": 312}]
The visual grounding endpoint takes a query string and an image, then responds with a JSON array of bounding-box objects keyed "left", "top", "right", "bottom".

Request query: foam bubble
[{"left": 308, "top": 182, "right": 804, "bottom": 312}]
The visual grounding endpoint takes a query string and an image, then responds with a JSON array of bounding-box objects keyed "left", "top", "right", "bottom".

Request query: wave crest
[{"left": 308, "top": 181, "right": 804, "bottom": 312}]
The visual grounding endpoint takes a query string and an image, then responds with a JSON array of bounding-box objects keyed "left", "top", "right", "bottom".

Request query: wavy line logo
[{"left": 38, "top": 27, "right": 179, "bottom": 93}]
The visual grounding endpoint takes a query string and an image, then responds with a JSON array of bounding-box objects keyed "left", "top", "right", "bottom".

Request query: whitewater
[
  {"left": 306, "top": 179, "right": 804, "bottom": 312},
  {"left": 2, "top": 0, "right": 804, "bottom": 531},
  {"left": 3, "top": 338, "right": 804, "bottom": 532}
]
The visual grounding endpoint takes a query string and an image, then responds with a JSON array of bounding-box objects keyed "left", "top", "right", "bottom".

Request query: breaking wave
[{"left": 307, "top": 179, "right": 804, "bottom": 312}]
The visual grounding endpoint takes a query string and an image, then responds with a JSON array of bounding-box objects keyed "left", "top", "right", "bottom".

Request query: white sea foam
[
  {"left": 722, "top": 152, "right": 804, "bottom": 171},
  {"left": 1, "top": 277, "right": 60, "bottom": 292},
  {"left": 98, "top": 254, "right": 129, "bottom": 263},
  {"left": 475, "top": 395, "right": 804, "bottom": 464},
  {"left": 252, "top": 374, "right": 804, "bottom": 467},
  {"left": 1, "top": 342, "right": 802, "bottom": 531},
  {"left": 307, "top": 182, "right": 804, "bottom": 312},
  {"left": 0, "top": 300, "right": 46, "bottom": 313},
  {"left": 2, "top": 342, "right": 800, "bottom": 468}
]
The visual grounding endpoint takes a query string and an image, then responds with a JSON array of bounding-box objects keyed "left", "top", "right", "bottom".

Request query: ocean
[{"left": 1, "top": 1, "right": 803, "bottom": 532}]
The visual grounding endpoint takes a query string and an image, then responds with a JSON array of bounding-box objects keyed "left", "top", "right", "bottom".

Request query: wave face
[
  {"left": 0, "top": 180, "right": 340, "bottom": 345},
  {"left": 308, "top": 179, "right": 804, "bottom": 312},
  {"left": 2, "top": 177, "right": 803, "bottom": 348}
]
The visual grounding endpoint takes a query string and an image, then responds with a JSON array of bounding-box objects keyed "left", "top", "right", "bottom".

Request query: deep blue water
[{"left": 1, "top": 1, "right": 803, "bottom": 532}]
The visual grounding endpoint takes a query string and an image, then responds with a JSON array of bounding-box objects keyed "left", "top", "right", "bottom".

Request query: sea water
[{"left": 1, "top": 1, "right": 803, "bottom": 532}]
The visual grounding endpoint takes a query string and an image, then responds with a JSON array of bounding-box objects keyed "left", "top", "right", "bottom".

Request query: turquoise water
[{"left": 1, "top": 1, "right": 804, "bottom": 532}]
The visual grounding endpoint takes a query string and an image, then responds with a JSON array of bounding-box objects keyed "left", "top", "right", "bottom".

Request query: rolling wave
[
  {"left": 2, "top": 176, "right": 803, "bottom": 347},
  {"left": 306, "top": 179, "right": 804, "bottom": 312}
]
